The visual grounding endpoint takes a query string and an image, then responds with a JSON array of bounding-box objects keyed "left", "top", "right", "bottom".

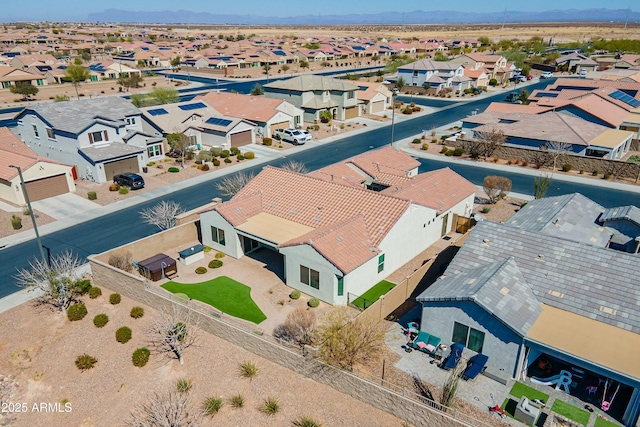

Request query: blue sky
[{"left": 4, "top": 0, "right": 635, "bottom": 21}]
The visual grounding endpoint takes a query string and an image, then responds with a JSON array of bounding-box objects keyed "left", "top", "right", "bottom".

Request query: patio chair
[
  {"left": 441, "top": 342, "right": 465, "bottom": 370},
  {"left": 462, "top": 353, "right": 489, "bottom": 380},
  {"left": 408, "top": 331, "right": 442, "bottom": 356},
  {"left": 514, "top": 396, "right": 541, "bottom": 425}
]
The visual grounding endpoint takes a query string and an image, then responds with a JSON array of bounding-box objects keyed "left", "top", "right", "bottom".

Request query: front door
[{"left": 441, "top": 213, "right": 449, "bottom": 237}]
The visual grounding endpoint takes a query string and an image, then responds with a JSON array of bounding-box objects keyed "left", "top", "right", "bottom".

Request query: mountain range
[{"left": 87, "top": 8, "right": 638, "bottom": 25}]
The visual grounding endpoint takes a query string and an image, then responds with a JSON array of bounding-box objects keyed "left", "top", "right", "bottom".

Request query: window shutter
[
  {"left": 88, "top": 133, "right": 93, "bottom": 144},
  {"left": 103, "top": 130, "right": 108, "bottom": 141}
]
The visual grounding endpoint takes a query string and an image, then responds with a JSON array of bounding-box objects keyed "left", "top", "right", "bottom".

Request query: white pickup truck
[{"left": 274, "top": 128, "right": 312, "bottom": 145}]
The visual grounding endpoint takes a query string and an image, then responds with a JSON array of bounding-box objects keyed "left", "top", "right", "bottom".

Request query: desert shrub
[
  {"left": 308, "top": 298, "right": 320, "bottom": 308},
  {"left": 224, "top": 158, "right": 232, "bottom": 163},
  {"left": 260, "top": 397, "right": 280, "bottom": 416},
  {"left": 93, "top": 313, "right": 109, "bottom": 328},
  {"left": 422, "top": 143, "right": 429, "bottom": 151},
  {"left": 280, "top": 307, "right": 316, "bottom": 346},
  {"left": 237, "top": 154, "right": 245, "bottom": 160},
  {"left": 89, "top": 286, "right": 102, "bottom": 299},
  {"left": 239, "top": 360, "right": 258, "bottom": 380},
  {"left": 10, "top": 215, "right": 22, "bottom": 230},
  {"left": 210, "top": 147, "right": 222, "bottom": 157},
  {"left": 244, "top": 151, "right": 255, "bottom": 159},
  {"left": 230, "top": 394, "right": 244, "bottom": 408},
  {"left": 213, "top": 159, "right": 220, "bottom": 167},
  {"left": 116, "top": 326, "right": 132, "bottom": 343},
  {"left": 118, "top": 186, "right": 129, "bottom": 195},
  {"left": 579, "top": 169, "right": 584, "bottom": 174},
  {"left": 176, "top": 378, "right": 192, "bottom": 393},
  {"left": 290, "top": 289, "right": 301, "bottom": 300},
  {"left": 489, "top": 78, "right": 498, "bottom": 86},
  {"left": 201, "top": 163, "right": 210, "bottom": 171},
  {"left": 412, "top": 138, "right": 421, "bottom": 144},
  {"left": 263, "top": 138, "right": 273, "bottom": 146},
  {"left": 202, "top": 396, "right": 223, "bottom": 416},
  {"left": 87, "top": 191, "right": 97, "bottom": 200},
  {"left": 230, "top": 146, "right": 240, "bottom": 156},
  {"left": 481, "top": 207, "right": 491, "bottom": 214},
  {"left": 208, "top": 259, "right": 223, "bottom": 269},
  {"left": 168, "top": 167, "right": 180, "bottom": 173},
  {"left": 203, "top": 246, "right": 212, "bottom": 253},
  {"left": 156, "top": 164, "right": 163, "bottom": 169},
  {"left": 109, "top": 293, "right": 121, "bottom": 304},
  {"left": 402, "top": 107, "right": 413, "bottom": 114},
  {"left": 522, "top": 160, "right": 529, "bottom": 167},
  {"left": 294, "top": 416, "right": 323, "bottom": 427},
  {"left": 195, "top": 266, "right": 207, "bottom": 274},
  {"left": 440, "top": 147, "right": 449, "bottom": 154},
  {"left": 73, "top": 279, "right": 92, "bottom": 295},
  {"left": 453, "top": 147, "right": 464, "bottom": 156},
  {"left": 109, "top": 183, "right": 120, "bottom": 191},
  {"left": 220, "top": 149, "right": 230, "bottom": 158},
  {"left": 147, "top": 161, "right": 155, "bottom": 166},
  {"left": 592, "top": 170, "right": 599, "bottom": 176},
  {"left": 445, "top": 150, "right": 454, "bottom": 157},
  {"left": 108, "top": 250, "right": 133, "bottom": 272},
  {"left": 214, "top": 252, "right": 225, "bottom": 259},
  {"left": 470, "top": 151, "right": 480, "bottom": 159},
  {"left": 562, "top": 163, "right": 573, "bottom": 172},
  {"left": 67, "top": 303, "right": 88, "bottom": 321},
  {"left": 604, "top": 173, "right": 611, "bottom": 180},
  {"left": 75, "top": 354, "right": 97, "bottom": 371},
  {"left": 483, "top": 176, "right": 512, "bottom": 204},
  {"left": 130, "top": 306, "right": 144, "bottom": 319},
  {"left": 132, "top": 347, "right": 150, "bottom": 367}
]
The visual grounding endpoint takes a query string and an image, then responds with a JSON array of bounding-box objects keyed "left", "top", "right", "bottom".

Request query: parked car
[
  {"left": 113, "top": 172, "right": 145, "bottom": 189},
  {"left": 471, "top": 87, "right": 483, "bottom": 95},
  {"left": 504, "top": 93, "right": 522, "bottom": 104},
  {"left": 579, "top": 69, "right": 588, "bottom": 78},
  {"left": 301, "top": 130, "right": 313, "bottom": 140},
  {"left": 280, "top": 128, "right": 311, "bottom": 145},
  {"left": 510, "top": 75, "right": 527, "bottom": 83},
  {"left": 540, "top": 71, "right": 554, "bottom": 79}
]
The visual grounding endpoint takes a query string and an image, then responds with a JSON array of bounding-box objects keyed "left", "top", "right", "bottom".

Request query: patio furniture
[
  {"left": 408, "top": 331, "right": 442, "bottom": 356},
  {"left": 138, "top": 254, "right": 177, "bottom": 281},
  {"left": 441, "top": 342, "right": 464, "bottom": 370},
  {"left": 514, "top": 396, "right": 541, "bottom": 425},
  {"left": 463, "top": 353, "right": 489, "bottom": 380},
  {"left": 178, "top": 244, "right": 205, "bottom": 266}
]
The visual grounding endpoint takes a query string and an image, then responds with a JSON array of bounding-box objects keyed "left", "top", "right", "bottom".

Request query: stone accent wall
[{"left": 88, "top": 256, "right": 473, "bottom": 427}]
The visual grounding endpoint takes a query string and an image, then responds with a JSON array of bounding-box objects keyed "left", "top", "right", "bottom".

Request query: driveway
[{"left": 31, "top": 193, "right": 100, "bottom": 221}]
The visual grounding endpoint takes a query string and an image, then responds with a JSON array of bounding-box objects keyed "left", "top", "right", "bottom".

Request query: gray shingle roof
[
  {"left": 601, "top": 205, "right": 640, "bottom": 228},
  {"left": 79, "top": 143, "right": 143, "bottom": 163},
  {"left": 441, "top": 220, "right": 640, "bottom": 333},
  {"left": 506, "top": 193, "right": 612, "bottom": 247},
  {"left": 398, "top": 59, "right": 461, "bottom": 72},
  {"left": 21, "top": 97, "right": 141, "bottom": 135},
  {"left": 417, "top": 257, "right": 541, "bottom": 336},
  {"left": 264, "top": 75, "right": 359, "bottom": 92}
]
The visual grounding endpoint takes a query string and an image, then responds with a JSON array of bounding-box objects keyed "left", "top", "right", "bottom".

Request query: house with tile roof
[
  {"left": 417, "top": 193, "right": 640, "bottom": 427},
  {"left": 355, "top": 81, "right": 392, "bottom": 115},
  {"left": 0, "top": 65, "right": 47, "bottom": 88},
  {"left": 14, "top": 97, "right": 163, "bottom": 183},
  {"left": 449, "top": 53, "right": 513, "bottom": 84},
  {"left": 200, "top": 147, "right": 476, "bottom": 305},
  {"left": 264, "top": 75, "right": 360, "bottom": 122},
  {"left": 0, "top": 127, "right": 75, "bottom": 204},
  {"left": 397, "top": 59, "right": 470, "bottom": 92}
]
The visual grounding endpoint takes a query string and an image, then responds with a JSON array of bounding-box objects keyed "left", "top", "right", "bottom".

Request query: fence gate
[{"left": 456, "top": 216, "right": 471, "bottom": 233}]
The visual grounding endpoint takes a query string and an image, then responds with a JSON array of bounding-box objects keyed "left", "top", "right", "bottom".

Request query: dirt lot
[{"left": 0, "top": 292, "right": 406, "bottom": 427}]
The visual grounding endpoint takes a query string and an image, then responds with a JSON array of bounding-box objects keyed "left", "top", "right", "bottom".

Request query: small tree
[
  {"left": 473, "top": 126, "right": 506, "bottom": 159},
  {"left": 148, "top": 305, "right": 199, "bottom": 365},
  {"left": 14, "top": 250, "right": 84, "bottom": 312},
  {"left": 440, "top": 357, "right": 467, "bottom": 408},
  {"left": 215, "top": 171, "right": 255, "bottom": 198},
  {"left": 396, "top": 76, "right": 405, "bottom": 91},
  {"left": 280, "top": 160, "right": 308, "bottom": 174},
  {"left": 139, "top": 200, "right": 185, "bottom": 231},
  {"left": 64, "top": 64, "right": 91, "bottom": 99},
  {"left": 281, "top": 64, "right": 290, "bottom": 73},
  {"left": 518, "top": 88, "right": 530, "bottom": 105},
  {"left": 130, "top": 93, "right": 148, "bottom": 108},
  {"left": 299, "top": 60, "right": 309, "bottom": 71},
  {"left": 170, "top": 56, "right": 181, "bottom": 68},
  {"left": 250, "top": 83, "right": 264, "bottom": 96},
  {"left": 278, "top": 307, "right": 316, "bottom": 347},
  {"left": 534, "top": 173, "right": 553, "bottom": 199},
  {"left": 108, "top": 250, "right": 134, "bottom": 272},
  {"left": 166, "top": 132, "right": 190, "bottom": 167},
  {"left": 126, "top": 387, "right": 200, "bottom": 427},
  {"left": 542, "top": 141, "right": 573, "bottom": 170},
  {"left": 148, "top": 87, "right": 179, "bottom": 105},
  {"left": 319, "top": 109, "right": 332, "bottom": 124},
  {"left": 316, "top": 308, "right": 385, "bottom": 371},
  {"left": 483, "top": 175, "right": 512, "bottom": 204},
  {"left": 10, "top": 81, "right": 39, "bottom": 99}
]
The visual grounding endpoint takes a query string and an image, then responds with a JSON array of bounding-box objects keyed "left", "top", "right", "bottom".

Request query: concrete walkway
[{"left": 31, "top": 193, "right": 100, "bottom": 221}]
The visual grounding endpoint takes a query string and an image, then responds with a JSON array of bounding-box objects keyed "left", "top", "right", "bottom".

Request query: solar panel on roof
[
  {"left": 609, "top": 90, "right": 640, "bottom": 108},
  {"left": 358, "top": 86, "right": 368, "bottom": 91},
  {"left": 537, "top": 92, "right": 559, "bottom": 98},
  {"left": 205, "top": 117, "right": 232, "bottom": 127},
  {"left": 148, "top": 108, "right": 168, "bottom": 116},
  {"left": 179, "top": 102, "right": 207, "bottom": 111}
]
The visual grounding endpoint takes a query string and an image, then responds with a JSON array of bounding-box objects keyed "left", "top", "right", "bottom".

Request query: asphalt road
[{"left": 1, "top": 78, "right": 638, "bottom": 298}]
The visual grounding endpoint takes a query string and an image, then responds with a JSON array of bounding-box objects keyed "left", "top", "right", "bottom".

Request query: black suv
[{"left": 113, "top": 172, "right": 145, "bottom": 190}]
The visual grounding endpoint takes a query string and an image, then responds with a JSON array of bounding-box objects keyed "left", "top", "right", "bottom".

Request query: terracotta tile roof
[
  {"left": 464, "top": 66, "right": 486, "bottom": 78},
  {"left": 0, "top": 128, "right": 39, "bottom": 181},
  {"left": 356, "top": 81, "right": 391, "bottom": 101},
  {"left": 485, "top": 102, "right": 555, "bottom": 114},
  {"left": 546, "top": 77, "right": 640, "bottom": 95},
  {"left": 570, "top": 93, "right": 630, "bottom": 126},
  {"left": 308, "top": 163, "right": 368, "bottom": 189},
  {"left": 381, "top": 168, "right": 477, "bottom": 212},
  {"left": 195, "top": 92, "right": 284, "bottom": 123}
]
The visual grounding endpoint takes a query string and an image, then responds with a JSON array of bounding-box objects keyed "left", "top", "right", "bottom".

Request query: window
[
  {"left": 210, "top": 226, "right": 225, "bottom": 246},
  {"left": 125, "top": 117, "right": 136, "bottom": 125},
  {"left": 413, "top": 70, "right": 418, "bottom": 77},
  {"left": 337, "top": 276, "right": 344, "bottom": 296},
  {"left": 452, "top": 322, "right": 485, "bottom": 353},
  {"left": 300, "top": 265, "right": 320, "bottom": 289},
  {"left": 89, "top": 130, "right": 107, "bottom": 144},
  {"left": 32, "top": 124, "right": 39, "bottom": 138},
  {"left": 147, "top": 144, "right": 162, "bottom": 157},
  {"left": 46, "top": 128, "right": 55, "bottom": 140},
  {"left": 347, "top": 91, "right": 355, "bottom": 99},
  {"left": 377, "top": 254, "right": 385, "bottom": 273},
  {"left": 188, "top": 135, "right": 197, "bottom": 146}
]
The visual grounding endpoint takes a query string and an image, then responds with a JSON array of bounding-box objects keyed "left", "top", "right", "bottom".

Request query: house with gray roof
[
  {"left": 397, "top": 59, "right": 471, "bottom": 93},
  {"left": 264, "top": 75, "right": 360, "bottom": 122},
  {"left": 599, "top": 205, "right": 640, "bottom": 253},
  {"left": 417, "top": 194, "right": 640, "bottom": 426},
  {"left": 14, "top": 97, "right": 164, "bottom": 183}
]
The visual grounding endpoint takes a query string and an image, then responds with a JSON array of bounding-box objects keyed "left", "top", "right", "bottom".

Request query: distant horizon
[{"left": 2, "top": 3, "right": 637, "bottom": 23}]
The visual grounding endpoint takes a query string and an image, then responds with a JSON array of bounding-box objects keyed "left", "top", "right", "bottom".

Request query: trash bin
[{"left": 142, "top": 166, "right": 148, "bottom": 173}]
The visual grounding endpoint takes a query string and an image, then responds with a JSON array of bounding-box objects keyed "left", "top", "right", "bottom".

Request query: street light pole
[
  {"left": 10, "top": 165, "right": 47, "bottom": 265},
  {"left": 390, "top": 89, "right": 398, "bottom": 146}
]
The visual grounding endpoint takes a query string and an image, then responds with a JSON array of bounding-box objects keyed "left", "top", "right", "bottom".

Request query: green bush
[
  {"left": 208, "top": 259, "right": 223, "bottom": 269},
  {"left": 73, "top": 280, "right": 92, "bottom": 295},
  {"left": 93, "top": 313, "right": 109, "bottom": 328},
  {"left": 470, "top": 151, "right": 480, "bottom": 159},
  {"left": 89, "top": 286, "right": 102, "bottom": 299},
  {"left": 481, "top": 207, "right": 491, "bottom": 214},
  {"left": 592, "top": 170, "right": 599, "bottom": 176},
  {"left": 453, "top": 147, "right": 464, "bottom": 156},
  {"left": 210, "top": 147, "right": 222, "bottom": 157},
  {"left": 195, "top": 266, "right": 207, "bottom": 274},
  {"left": 239, "top": 360, "right": 259, "bottom": 380},
  {"left": 412, "top": 138, "right": 421, "bottom": 144},
  {"left": 422, "top": 143, "right": 429, "bottom": 151},
  {"left": 168, "top": 167, "right": 180, "bottom": 173},
  {"left": 244, "top": 151, "right": 255, "bottom": 159},
  {"left": 293, "top": 416, "right": 323, "bottom": 427},
  {"left": 176, "top": 378, "right": 192, "bottom": 393},
  {"left": 440, "top": 147, "right": 449, "bottom": 154},
  {"left": 562, "top": 164, "right": 573, "bottom": 172},
  {"left": 445, "top": 150, "right": 454, "bottom": 156},
  {"left": 263, "top": 138, "right": 273, "bottom": 146},
  {"left": 402, "top": 107, "right": 413, "bottom": 114},
  {"left": 109, "top": 293, "right": 121, "bottom": 305},
  {"left": 215, "top": 252, "right": 225, "bottom": 259},
  {"left": 147, "top": 161, "right": 155, "bottom": 166},
  {"left": 489, "top": 78, "right": 498, "bottom": 86},
  {"left": 203, "top": 396, "right": 223, "bottom": 416},
  {"left": 290, "top": 289, "right": 301, "bottom": 300},
  {"left": 224, "top": 158, "right": 232, "bottom": 163},
  {"left": 118, "top": 186, "right": 129, "bottom": 195},
  {"left": 604, "top": 173, "right": 611, "bottom": 180},
  {"left": 75, "top": 354, "right": 97, "bottom": 371},
  {"left": 116, "top": 326, "right": 132, "bottom": 343},
  {"left": 230, "top": 146, "right": 240, "bottom": 156},
  {"left": 132, "top": 347, "right": 150, "bottom": 367},
  {"left": 87, "top": 191, "right": 97, "bottom": 200},
  {"left": 201, "top": 163, "right": 210, "bottom": 171},
  {"left": 10, "top": 215, "right": 22, "bottom": 230},
  {"left": 213, "top": 159, "right": 220, "bottom": 166},
  {"left": 308, "top": 298, "right": 320, "bottom": 308},
  {"left": 260, "top": 397, "right": 280, "bottom": 416},
  {"left": 130, "top": 306, "right": 144, "bottom": 319},
  {"left": 67, "top": 303, "right": 88, "bottom": 321},
  {"left": 220, "top": 150, "right": 230, "bottom": 158},
  {"left": 237, "top": 154, "right": 245, "bottom": 160},
  {"left": 230, "top": 394, "right": 244, "bottom": 408}
]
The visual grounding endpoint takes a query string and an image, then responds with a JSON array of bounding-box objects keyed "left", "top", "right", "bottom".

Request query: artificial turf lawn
[
  {"left": 162, "top": 276, "right": 267, "bottom": 324},
  {"left": 351, "top": 280, "right": 396, "bottom": 309},
  {"left": 510, "top": 382, "right": 550, "bottom": 403},
  {"left": 551, "top": 400, "right": 591, "bottom": 426},
  {"left": 594, "top": 417, "right": 622, "bottom": 427}
]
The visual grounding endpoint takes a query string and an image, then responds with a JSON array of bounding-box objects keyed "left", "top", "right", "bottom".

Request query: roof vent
[
  {"left": 438, "top": 201, "right": 444, "bottom": 205},
  {"left": 599, "top": 306, "right": 617, "bottom": 315},
  {"left": 482, "top": 238, "right": 490, "bottom": 246},
  {"left": 420, "top": 188, "right": 426, "bottom": 193},
  {"left": 336, "top": 237, "right": 344, "bottom": 242},
  {"left": 537, "top": 254, "right": 544, "bottom": 260},
  {"left": 450, "top": 193, "right": 456, "bottom": 198},
  {"left": 433, "top": 182, "right": 439, "bottom": 187},
  {"left": 268, "top": 203, "right": 275, "bottom": 208},
  {"left": 289, "top": 209, "right": 297, "bottom": 215},
  {"left": 235, "top": 207, "right": 243, "bottom": 212},
  {"left": 317, "top": 206, "right": 323, "bottom": 210},
  {"left": 369, "top": 247, "right": 377, "bottom": 252},
  {"left": 467, "top": 278, "right": 476, "bottom": 284},
  {"left": 500, "top": 287, "right": 509, "bottom": 296},
  {"left": 554, "top": 218, "right": 559, "bottom": 225},
  {"left": 548, "top": 290, "right": 564, "bottom": 298}
]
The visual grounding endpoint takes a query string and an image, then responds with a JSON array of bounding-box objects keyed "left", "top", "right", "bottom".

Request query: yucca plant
[
  {"left": 293, "top": 415, "right": 323, "bottom": 426},
  {"left": 202, "top": 396, "right": 223, "bottom": 415},
  {"left": 230, "top": 394, "right": 244, "bottom": 408},
  {"left": 239, "top": 360, "right": 258, "bottom": 380},
  {"left": 260, "top": 397, "right": 280, "bottom": 416},
  {"left": 176, "top": 377, "right": 192, "bottom": 393}
]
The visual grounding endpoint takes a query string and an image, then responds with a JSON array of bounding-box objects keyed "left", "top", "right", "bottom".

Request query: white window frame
[
  {"left": 147, "top": 144, "right": 162, "bottom": 158},
  {"left": 46, "top": 128, "right": 55, "bottom": 140}
]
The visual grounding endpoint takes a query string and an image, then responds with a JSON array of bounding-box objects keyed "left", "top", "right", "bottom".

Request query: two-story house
[
  {"left": 264, "top": 75, "right": 360, "bottom": 122},
  {"left": 397, "top": 59, "right": 471, "bottom": 93},
  {"left": 449, "top": 53, "right": 512, "bottom": 84},
  {"left": 14, "top": 97, "right": 164, "bottom": 183}
]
